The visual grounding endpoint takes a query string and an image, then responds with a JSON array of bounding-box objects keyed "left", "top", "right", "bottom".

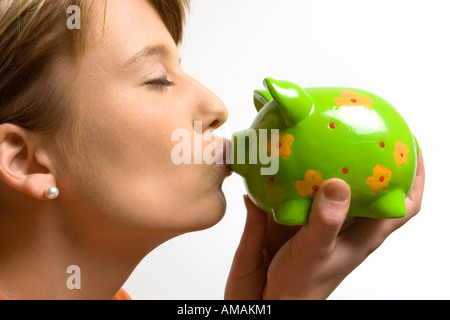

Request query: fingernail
[{"left": 324, "top": 181, "right": 349, "bottom": 202}]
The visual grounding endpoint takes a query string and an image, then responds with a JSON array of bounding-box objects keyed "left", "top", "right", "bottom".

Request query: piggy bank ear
[
  {"left": 263, "top": 78, "right": 313, "bottom": 127},
  {"left": 253, "top": 89, "right": 272, "bottom": 112}
]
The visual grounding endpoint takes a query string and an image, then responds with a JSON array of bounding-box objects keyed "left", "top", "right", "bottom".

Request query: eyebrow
[{"left": 122, "top": 44, "right": 170, "bottom": 70}]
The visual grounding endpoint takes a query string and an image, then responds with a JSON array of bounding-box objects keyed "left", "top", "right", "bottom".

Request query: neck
[{"left": 0, "top": 199, "right": 175, "bottom": 300}]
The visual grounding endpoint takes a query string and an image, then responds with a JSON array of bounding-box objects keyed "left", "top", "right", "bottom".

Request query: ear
[
  {"left": 0, "top": 124, "right": 57, "bottom": 200},
  {"left": 253, "top": 89, "right": 272, "bottom": 112},
  {"left": 263, "top": 78, "right": 314, "bottom": 127}
]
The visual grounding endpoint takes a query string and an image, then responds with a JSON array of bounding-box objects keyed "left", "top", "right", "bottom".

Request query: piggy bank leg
[
  {"left": 273, "top": 197, "right": 312, "bottom": 225},
  {"left": 369, "top": 189, "right": 406, "bottom": 219}
]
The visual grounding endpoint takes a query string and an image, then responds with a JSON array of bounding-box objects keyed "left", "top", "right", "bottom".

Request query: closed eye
[{"left": 145, "top": 77, "right": 175, "bottom": 88}]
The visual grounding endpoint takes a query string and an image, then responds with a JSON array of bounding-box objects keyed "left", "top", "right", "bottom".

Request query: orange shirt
[{"left": 112, "top": 288, "right": 132, "bottom": 300}]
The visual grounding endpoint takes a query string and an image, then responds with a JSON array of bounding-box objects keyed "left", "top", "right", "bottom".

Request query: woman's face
[{"left": 56, "top": 0, "right": 230, "bottom": 236}]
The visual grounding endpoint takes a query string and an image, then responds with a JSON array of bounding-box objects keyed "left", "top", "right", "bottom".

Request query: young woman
[{"left": 0, "top": 0, "right": 424, "bottom": 299}]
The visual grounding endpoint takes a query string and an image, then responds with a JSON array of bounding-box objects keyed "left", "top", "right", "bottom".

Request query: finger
[
  {"left": 296, "top": 179, "right": 351, "bottom": 256},
  {"left": 225, "top": 195, "right": 269, "bottom": 299},
  {"left": 339, "top": 149, "right": 425, "bottom": 261},
  {"left": 230, "top": 195, "right": 268, "bottom": 274},
  {"left": 405, "top": 149, "right": 425, "bottom": 217},
  {"left": 241, "top": 195, "right": 268, "bottom": 256},
  {"left": 362, "top": 149, "right": 424, "bottom": 233},
  {"left": 385, "top": 148, "right": 425, "bottom": 231},
  {"left": 265, "top": 213, "right": 301, "bottom": 259}
]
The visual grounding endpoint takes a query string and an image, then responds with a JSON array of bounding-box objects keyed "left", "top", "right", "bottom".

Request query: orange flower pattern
[
  {"left": 366, "top": 164, "right": 392, "bottom": 194},
  {"left": 334, "top": 90, "right": 375, "bottom": 110},
  {"left": 295, "top": 169, "right": 324, "bottom": 199},
  {"left": 267, "top": 132, "right": 295, "bottom": 159},
  {"left": 393, "top": 140, "right": 409, "bottom": 166}
]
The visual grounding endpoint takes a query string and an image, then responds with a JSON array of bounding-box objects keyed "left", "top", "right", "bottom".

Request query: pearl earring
[{"left": 45, "top": 186, "right": 59, "bottom": 200}]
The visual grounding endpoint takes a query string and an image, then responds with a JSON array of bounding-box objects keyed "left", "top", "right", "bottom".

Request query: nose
[{"left": 191, "top": 78, "right": 228, "bottom": 132}]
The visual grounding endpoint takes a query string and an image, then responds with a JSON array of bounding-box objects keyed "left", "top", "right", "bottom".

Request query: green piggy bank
[{"left": 230, "top": 78, "right": 418, "bottom": 225}]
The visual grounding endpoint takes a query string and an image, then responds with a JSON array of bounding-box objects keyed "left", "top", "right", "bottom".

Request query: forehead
[
  {"left": 121, "top": 44, "right": 170, "bottom": 72},
  {"left": 83, "top": 0, "right": 176, "bottom": 67}
]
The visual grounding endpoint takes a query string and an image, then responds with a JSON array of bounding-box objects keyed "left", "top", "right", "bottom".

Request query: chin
[{"left": 187, "top": 191, "right": 227, "bottom": 232}]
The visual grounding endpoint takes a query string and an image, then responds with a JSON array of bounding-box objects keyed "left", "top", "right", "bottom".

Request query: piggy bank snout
[{"left": 230, "top": 129, "right": 255, "bottom": 177}]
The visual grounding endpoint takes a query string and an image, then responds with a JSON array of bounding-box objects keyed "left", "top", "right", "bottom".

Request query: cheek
[
  {"left": 64, "top": 160, "right": 225, "bottom": 233},
  {"left": 58, "top": 111, "right": 225, "bottom": 233},
  {"left": 62, "top": 59, "right": 227, "bottom": 231}
]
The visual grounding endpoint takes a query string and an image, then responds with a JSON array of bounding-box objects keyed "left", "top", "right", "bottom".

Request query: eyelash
[{"left": 145, "top": 77, "right": 175, "bottom": 88}]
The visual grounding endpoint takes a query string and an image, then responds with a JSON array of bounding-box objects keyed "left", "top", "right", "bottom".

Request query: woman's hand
[{"left": 225, "top": 150, "right": 425, "bottom": 300}]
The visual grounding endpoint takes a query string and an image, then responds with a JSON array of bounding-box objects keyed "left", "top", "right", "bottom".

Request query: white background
[{"left": 124, "top": 0, "right": 450, "bottom": 299}]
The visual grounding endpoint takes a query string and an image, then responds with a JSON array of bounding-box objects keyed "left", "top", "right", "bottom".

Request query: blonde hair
[{"left": 0, "top": 0, "right": 189, "bottom": 136}]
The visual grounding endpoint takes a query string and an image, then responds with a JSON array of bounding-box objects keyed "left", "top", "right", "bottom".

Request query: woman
[{"left": 0, "top": 0, "right": 424, "bottom": 299}]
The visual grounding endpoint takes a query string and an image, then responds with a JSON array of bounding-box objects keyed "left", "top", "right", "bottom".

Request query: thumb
[{"left": 298, "top": 179, "right": 351, "bottom": 254}]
